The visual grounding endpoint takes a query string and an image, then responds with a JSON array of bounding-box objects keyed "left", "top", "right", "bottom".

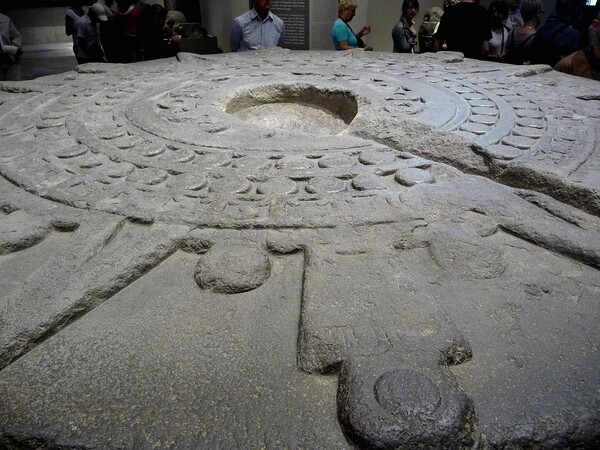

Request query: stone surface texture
[{"left": 0, "top": 49, "right": 599, "bottom": 449}]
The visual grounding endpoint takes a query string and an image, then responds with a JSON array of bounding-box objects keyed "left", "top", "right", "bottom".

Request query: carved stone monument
[{"left": 0, "top": 49, "right": 599, "bottom": 448}]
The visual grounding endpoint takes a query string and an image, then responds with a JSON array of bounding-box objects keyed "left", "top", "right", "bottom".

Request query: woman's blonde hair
[{"left": 338, "top": 0, "right": 358, "bottom": 14}]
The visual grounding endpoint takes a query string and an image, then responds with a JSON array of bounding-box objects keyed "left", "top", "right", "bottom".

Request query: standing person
[
  {"left": 0, "top": 11, "right": 22, "bottom": 81},
  {"left": 230, "top": 0, "right": 284, "bottom": 52},
  {"left": 332, "top": 0, "right": 372, "bottom": 51},
  {"left": 488, "top": 0, "right": 510, "bottom": 61},
  {"left": 392, "top": 0, "right": 420, "bottom": 53},
  {"left": 505, "top": 0, "right": 524, "bottom": 31},
  {"left": 434, "top": 0, "right": 491, "bottom": 60},
  {"left": 116, "top": 0, "right": 142, "bottom": 62},
  {"left": 65, "top": 0, "right": 88, "bottom": 61},
  {"left": 73, "top": 5, "right": 105, "bottom": 64},
  {"left": 65, "top": 0, "right": 87, "bottom": 37},
  {"left": 503, "top": 0, "right": 544, "bottom": 64},
  {"left": 138, "top": 3, "right": 180, "bottom": 60},
  {"left": 530, "top": 0, "right": 581, "bottom": 67},
  {"left": 91, "top": 0, "right": 119, "bottom": 62},
  {"left": 426, "top": 0, "right": 459, "bottom": 52},
  {"left": 418, "top": 6, "right": 443, "bottom": 53},
  {"left": 554, "top": 10, "right": 600, "bottom": 80}
]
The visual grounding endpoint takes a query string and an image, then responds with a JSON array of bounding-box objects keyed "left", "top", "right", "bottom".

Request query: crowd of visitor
[
  {"left": 331, "top": 0, "right": 598, "bottom": 80},
  {"left": 0, "top": 0, "right": 598, "bottom": 82},
  {"left": 503, "top": 0, "right": 544, "bottom": 64},
  {"left": 65, "top": 0, "right": 184, "bottom": 64},
  {"left": 432, "top": 0, "right": 598, "bottom": 79}
]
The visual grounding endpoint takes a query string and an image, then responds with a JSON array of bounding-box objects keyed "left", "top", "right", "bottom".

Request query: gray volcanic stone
[
  {"left": 194, "top": 239, "right": 271, "bottom": 293},
  {"left": 394, "top": 167, "right": 435, "bottom": 186},
  {"left": 0, "top": 49, "right": 599, "bottom": 449},
  {"left": 0, "top": 210, "right": 52, "bottom": 255}
]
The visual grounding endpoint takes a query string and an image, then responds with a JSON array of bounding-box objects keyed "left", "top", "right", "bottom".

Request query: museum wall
[
  {"left": 368, "top": 0, "right": 402, "bottom": 52},
  {"left": 198, "top": 0, "right": 247, "bottom": 53},
  {"left": 197, "top": 0, "right": 231, "bottom": 52},
  {"left": 7, "top": 7, "right": 69, "bottom": 47}
]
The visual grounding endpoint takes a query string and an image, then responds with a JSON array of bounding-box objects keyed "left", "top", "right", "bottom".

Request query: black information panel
[{"left": 272, "top": 0, "right": 310, "bottom": 50}]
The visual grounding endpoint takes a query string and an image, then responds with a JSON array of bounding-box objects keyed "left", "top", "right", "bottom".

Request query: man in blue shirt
[{"left": 230, "top": 0, "right": 285, "bottom": 52}]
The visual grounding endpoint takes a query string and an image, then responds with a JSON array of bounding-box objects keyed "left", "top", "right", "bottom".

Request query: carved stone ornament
[{"left": 0, "top": 49, "right": 598, "bottom": 448}]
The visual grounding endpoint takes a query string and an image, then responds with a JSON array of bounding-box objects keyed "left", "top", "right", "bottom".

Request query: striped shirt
[{"left": 230, "top": 8, "right": 284, "bottom": 52}]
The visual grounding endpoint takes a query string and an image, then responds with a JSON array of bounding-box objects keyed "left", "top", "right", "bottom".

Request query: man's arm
[
  {"left": 66, "top": 14, "right": 74, "bottom": 36},
  {"left": 73, "top": 24, "right": 87, "bottom": 54},
  {"left": 277, "top": 22, "right": 284, "bottom": 48},
  {"left": 554, "top": 52, "right": 575, "bottom": 75},
  {"left": 230, "top": 18, "right": 242, "bottom": 52},
  {"left": 9, "top": 18, "right": 22, "bottom": 48},
  {"left": 478, "top": 8, "right": 492, "bottom": 60},
  {"left": 332, "top": 20, "right": 354, "bottom": 50},
  {"left": 480, "top": 40, "right": 490, "bottom": 60},
  {"left": 433, "top": 14, "right": 446, "bottom": 52},
  {"left": 338, "top": 40, "right": 354, "bottom": 50}
]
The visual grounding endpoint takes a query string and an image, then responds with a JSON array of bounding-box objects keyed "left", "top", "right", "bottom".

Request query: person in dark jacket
[
  {"left": 392, "top": 0, "right": 420, "bottom": 53},
  {"left": 554, "top": 10, "right": 600, "bottom": 80},
  {"left": 434, "top": 0, "right": 491, "bottom": 60},
  {"left": 529, "top": 0, "right": 581, "bottom": 66}
]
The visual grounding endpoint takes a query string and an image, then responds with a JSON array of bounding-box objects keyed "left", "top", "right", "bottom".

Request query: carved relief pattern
[{"left": 0, "top": 50, "right": 598, "bottom": 448}]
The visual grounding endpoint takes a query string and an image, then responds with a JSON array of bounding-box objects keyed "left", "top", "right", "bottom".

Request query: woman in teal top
[{"left": 332, "top": 0, "right": 372, "bottom": 50}]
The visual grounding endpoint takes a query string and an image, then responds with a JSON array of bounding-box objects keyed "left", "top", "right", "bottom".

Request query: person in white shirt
[
  {"left": 73, "top": 6, "right": 105, "bottom": 64},
  {"left": 66, "top": 0, "right": 89, "bottom": 61},
  {"left": 488, "top": 0, "right": 510, "bottom": 61}
]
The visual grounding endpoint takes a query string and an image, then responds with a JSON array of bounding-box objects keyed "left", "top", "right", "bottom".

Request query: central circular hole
[{"left": 224, "top": 84, "right": 358, "bottom": 136}]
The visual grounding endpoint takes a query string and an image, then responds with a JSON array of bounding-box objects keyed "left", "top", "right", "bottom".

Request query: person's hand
[
  {"left": 364, "top": 45, "right": 373, "bottom": 51},
  {"left": 408, "top": 26, "right": 417, "bottom": 36},
  {"left": 170, "top": 33, "right": 182, "bottom": 43},
  {"left": 360, "top": 25, "right": 371, "bottom": 36}
]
